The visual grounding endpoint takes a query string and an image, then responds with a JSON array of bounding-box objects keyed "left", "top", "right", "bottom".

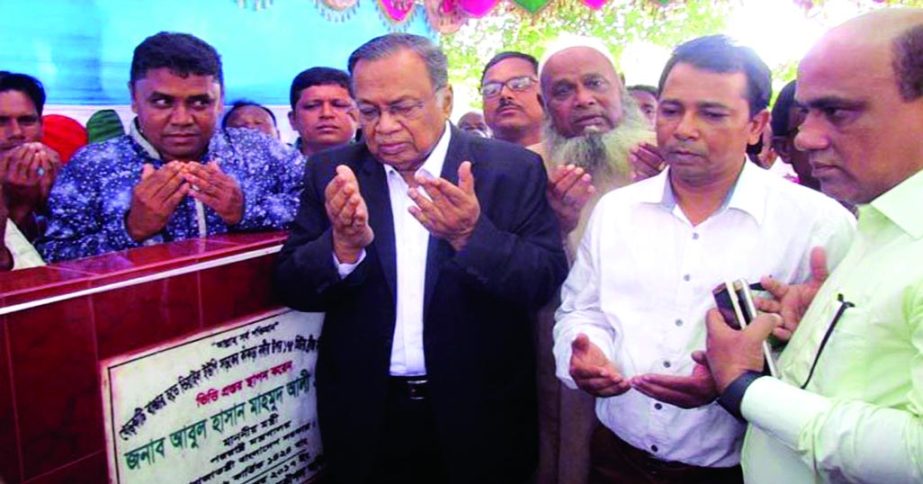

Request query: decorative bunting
[
  {"left": 511, "top": 0, "right": 551, "bottom": 14},
  {"left": 457, "top": 0, "right": 500, "bottom": 18},
  {"left": 425, "top": 0, "right": 467, "bottom": 33},
  {"left": 378, "top": 0, "right": 416, "bottom": 23},
  {"left": 315, "top": 0, "right": 360, "bottom": 22},
  {"left": 235, "top": 0, "right": 273, "bottom": 10},
  {"left": 579, "top": 0, "right": 609, "bottom": 10}
]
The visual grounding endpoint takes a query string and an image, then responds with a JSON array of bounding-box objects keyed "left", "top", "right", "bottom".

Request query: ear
[
  {"left": 747, "top": 110, "right": 770, "bottom": 145},
  {"left": 216, "top": 87, "right": 225, "bottom": 117},
  {"left": 439, "top": 85, "right": 454, "bottom": 119},
  {"left": 287, "top": 111, "right": 297, "bottom": 131},
  {"left": 129, "top": 81, "right": 139, "bottom": 114}
]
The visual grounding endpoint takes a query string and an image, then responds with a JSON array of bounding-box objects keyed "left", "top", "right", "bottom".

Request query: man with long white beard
[
  {"left": 532, "top": 37, "right": 657, "bottom": 484},
  {"left": 537, "top": 38, "right": 656, "bottom": 252}
]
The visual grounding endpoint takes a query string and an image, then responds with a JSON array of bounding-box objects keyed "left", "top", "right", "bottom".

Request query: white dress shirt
[
  {"left": 336, "top": 122, "right": 450, "bottom": 376},
  {"left": 4, "top": 220, "right": 44, "bottom": 270},
  {"left": 553, "top": 161, "right": 856, "bottom": 467}
]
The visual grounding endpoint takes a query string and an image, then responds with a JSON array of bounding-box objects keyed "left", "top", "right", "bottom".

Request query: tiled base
[{"left": 0, "top": 233, "right": 287, "bottom": 483}]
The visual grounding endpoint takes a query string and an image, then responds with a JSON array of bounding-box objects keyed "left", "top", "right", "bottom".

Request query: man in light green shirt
[{"left": 704, "top": 8, "right": 923, "bottom": 483}]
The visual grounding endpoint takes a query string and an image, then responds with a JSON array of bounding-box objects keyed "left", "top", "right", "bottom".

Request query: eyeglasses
[
  {"left": 355, "top": 89, "right": 441, "bottom": 125},
  {"left": 480, "top": 76, "right": 538, "bottom": 98}
]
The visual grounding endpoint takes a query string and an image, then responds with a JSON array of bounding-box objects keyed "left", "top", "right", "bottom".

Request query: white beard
[{"left": 543, "top": 103, "right": 653, "bottom": 193}]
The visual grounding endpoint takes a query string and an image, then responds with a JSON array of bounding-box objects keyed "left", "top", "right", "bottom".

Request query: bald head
[
  {"left": 540, "top": 46, "right": 625, "bottom": 138},
  {"left": 804, "top": 8, "right": 923, "bottom": 101},
  {"left": 794, "top": 8, "right": 923, "bottom": 204}
]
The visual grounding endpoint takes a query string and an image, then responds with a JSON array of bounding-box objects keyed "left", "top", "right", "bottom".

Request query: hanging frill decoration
[
  {"left": 457, "top": 0, "right": 500, "bottom": 18},
  {"left": 579, "top": 0, "right": 609, "bottom": 10},
  {"left": 315, "top": 0, "right": 361, "bottom": 22},
  {"left": 425, "top": 0, "right": 467, "bottom": 34},
  {"left": 235, "top": 0, "right": 273, "bottom": 10},
  {"left": 510, "top": 0, "right": 551, "bottom": 15},
  {"left": 377, "top": 0, "right": 417, "bottom": 31}
]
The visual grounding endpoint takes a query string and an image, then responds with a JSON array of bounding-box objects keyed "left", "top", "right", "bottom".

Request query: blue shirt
[{"left": 38, "top": 127, "right": 305, "bottom": 262}]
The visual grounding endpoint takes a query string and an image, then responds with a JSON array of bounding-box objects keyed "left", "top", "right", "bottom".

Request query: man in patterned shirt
[{"left": 38, "top": 32, "right": 304, "bottom": 262}]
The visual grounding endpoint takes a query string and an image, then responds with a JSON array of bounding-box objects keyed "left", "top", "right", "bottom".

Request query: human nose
[
  {"left": 4, "top": 120, "right": 24, "bottom": 140},
  {"left": 793, "top": 112, "right": 829, "bottom": 152},
  {"left": 672, "top": 111, "right": 698, "bottom": 140},
  {"left": 320, "top": 101, "right": 334, "bottom": 118},
  {"left": 574, "top": 85, "right": 598, "bottom": 107},
  {"left": 375, "top": 109, "right": 401, "bottom": 134},
  {"left": 169, "top": 104, "right": 193, "bottom": 125}
]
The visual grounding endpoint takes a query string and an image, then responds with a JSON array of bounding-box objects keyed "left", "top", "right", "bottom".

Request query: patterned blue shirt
[{"left": 38, "top": 127, "right": 305, "bottom": 262}]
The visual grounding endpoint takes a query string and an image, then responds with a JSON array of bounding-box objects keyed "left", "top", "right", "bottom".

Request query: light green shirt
[{"left": 741, "top": 169, "right": 923, "bottom": 483}]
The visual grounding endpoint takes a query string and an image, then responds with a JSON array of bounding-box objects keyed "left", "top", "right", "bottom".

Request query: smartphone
[{"left": 713, "top": 279, "right": 778, "bottom": 377}]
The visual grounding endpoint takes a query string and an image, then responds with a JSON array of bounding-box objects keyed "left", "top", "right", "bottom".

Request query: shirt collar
[
  {"left": 129, "top": 117, "right": 220, "bottom": 163},
  {"left": 638, "top": 159, "right": 768, "bottom": 225},
  {"left": 130, "top": 118, "right": 161, "bottom": 160},
  {"left": 866, "top": 168, "right": 923, "bottom": 239},
  {"left": 383, "top": 121, "right": 451, "bottom": 181}
]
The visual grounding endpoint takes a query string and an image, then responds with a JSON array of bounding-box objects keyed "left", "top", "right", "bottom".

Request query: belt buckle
[{"left": 406, "top": 378, "right": 427, "bottom": 401}]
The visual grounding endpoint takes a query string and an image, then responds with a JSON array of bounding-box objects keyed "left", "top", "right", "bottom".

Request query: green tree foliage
[
  {"left": 441, "top": 0, "right": 732, "bottom": 108},
  {"left": 440, "top": 0, "right": 923, "bottom": 110}
]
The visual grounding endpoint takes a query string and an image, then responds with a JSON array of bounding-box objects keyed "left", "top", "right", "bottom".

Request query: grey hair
[
  {"left": 348, "top": 33, "right": 448, "bottom": 91},
  {"left": 893, "top": 23, "right": 923, "bottom": 101}
]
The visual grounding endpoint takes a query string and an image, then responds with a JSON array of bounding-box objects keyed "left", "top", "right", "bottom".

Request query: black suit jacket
[{"left": 273, "top": 127, "right": 568, "bottom": 483}]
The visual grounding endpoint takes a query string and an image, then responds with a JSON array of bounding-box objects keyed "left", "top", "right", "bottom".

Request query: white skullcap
[{"left": 538, "top": 34, "right": 618, "bottom": 77}]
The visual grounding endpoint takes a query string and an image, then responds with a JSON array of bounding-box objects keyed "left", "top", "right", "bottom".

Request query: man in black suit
[{"left": 273, "top": 33, "right": 568, "bottom": 484}]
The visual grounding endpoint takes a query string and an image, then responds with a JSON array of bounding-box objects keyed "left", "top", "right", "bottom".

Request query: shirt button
[
  {"left": 692, "top": 233, "right": 699, "bottom": 240},
  {"left": 683, "top": 274, "right": 691, "bottom": 281},
  {"left": 654, "top": 403, "right": 663, "bottom": 410},
  {"left": 675, "top": 319, "right": 683, "bottom": 327},
  {"left": 663, "top": 361, "right": 671, "bottom": 368},
  {"left": 650, "top": 445, "right": 659, "bottom": 452}
]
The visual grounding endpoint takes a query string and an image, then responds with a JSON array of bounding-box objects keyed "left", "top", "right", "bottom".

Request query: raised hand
[
  {"left": 705, "top": 309, "right": 780, "bottom": 393},
  {"left": 547, "top": 164, "right": 595, "bottom": 234},
  {"left": 182, "top": 161, "right": 244, "bottom": 225},
  {"left": 324, "top": 165, "right": 373, "bottom": 263},
  {"left": 569, "top": 334, "right": 631, "bottom": 397},
  {"left": 628, "top": 142, "right": 665, "bottom": 182},
  {"left": 631, "top": 351, "right": 717, "bottom": 408},
  {"left": 755, "top": 247, "right": 829, "bottom": 342},
  {"left": 408, "top": 161, "right": 480, "bottom": 251},
  {"left": 0, "top": 142, "right": 61, "bottom": 217},
  {"left": 125, "top": 162, "right": 189, "bottom": 241}
]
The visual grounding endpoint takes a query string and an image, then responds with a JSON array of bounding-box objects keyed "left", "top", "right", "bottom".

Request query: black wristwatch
[{"left": 718, "top": 370, "right": 763, "bottom": 421}]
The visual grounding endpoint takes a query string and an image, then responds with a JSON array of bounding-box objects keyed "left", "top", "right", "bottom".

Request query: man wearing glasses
[
  {"left": 706, "top": 8, "right": 923, "bottom": 483},
  {"left": 480, "top": 52, "right": 545, "bottom": 148},
  {"left": 273, "top": 33, "right": 568, "bottom": 484}
]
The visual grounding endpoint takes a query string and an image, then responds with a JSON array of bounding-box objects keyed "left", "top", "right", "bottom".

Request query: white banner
[{"left": 101, "top": 309, "right": 325, "bottom": 484}]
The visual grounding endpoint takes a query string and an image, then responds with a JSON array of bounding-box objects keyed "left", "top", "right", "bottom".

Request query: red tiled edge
[
  {"left": 23, "top": 451, "right": 106, "bottom": 484},
  {"left": 0, "top": 317, "right": 22, "bottom": 483},
  {"left": 0, "top": 232, "right": 288, "bottom": 306},
  {"left": 6, "top": 295, "right": 103, "bottom": 480}
]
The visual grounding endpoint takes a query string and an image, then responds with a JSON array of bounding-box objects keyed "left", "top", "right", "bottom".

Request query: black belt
[{"left": 389, "top": 376, "right": 429, "bottom": 401}]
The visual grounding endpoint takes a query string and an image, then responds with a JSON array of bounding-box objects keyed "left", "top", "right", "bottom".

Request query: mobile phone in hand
[{"left": 712, "top": 279, "right": 777, "bottom": 377}]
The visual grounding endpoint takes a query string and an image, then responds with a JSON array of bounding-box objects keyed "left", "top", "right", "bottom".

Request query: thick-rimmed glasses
[{"left": 480, "top": 76, "right": 538, "bottom": 98}]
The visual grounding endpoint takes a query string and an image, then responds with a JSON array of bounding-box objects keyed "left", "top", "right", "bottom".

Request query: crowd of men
[{"left": 2, "top": 7, "right": 922, "bottom": 484}]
